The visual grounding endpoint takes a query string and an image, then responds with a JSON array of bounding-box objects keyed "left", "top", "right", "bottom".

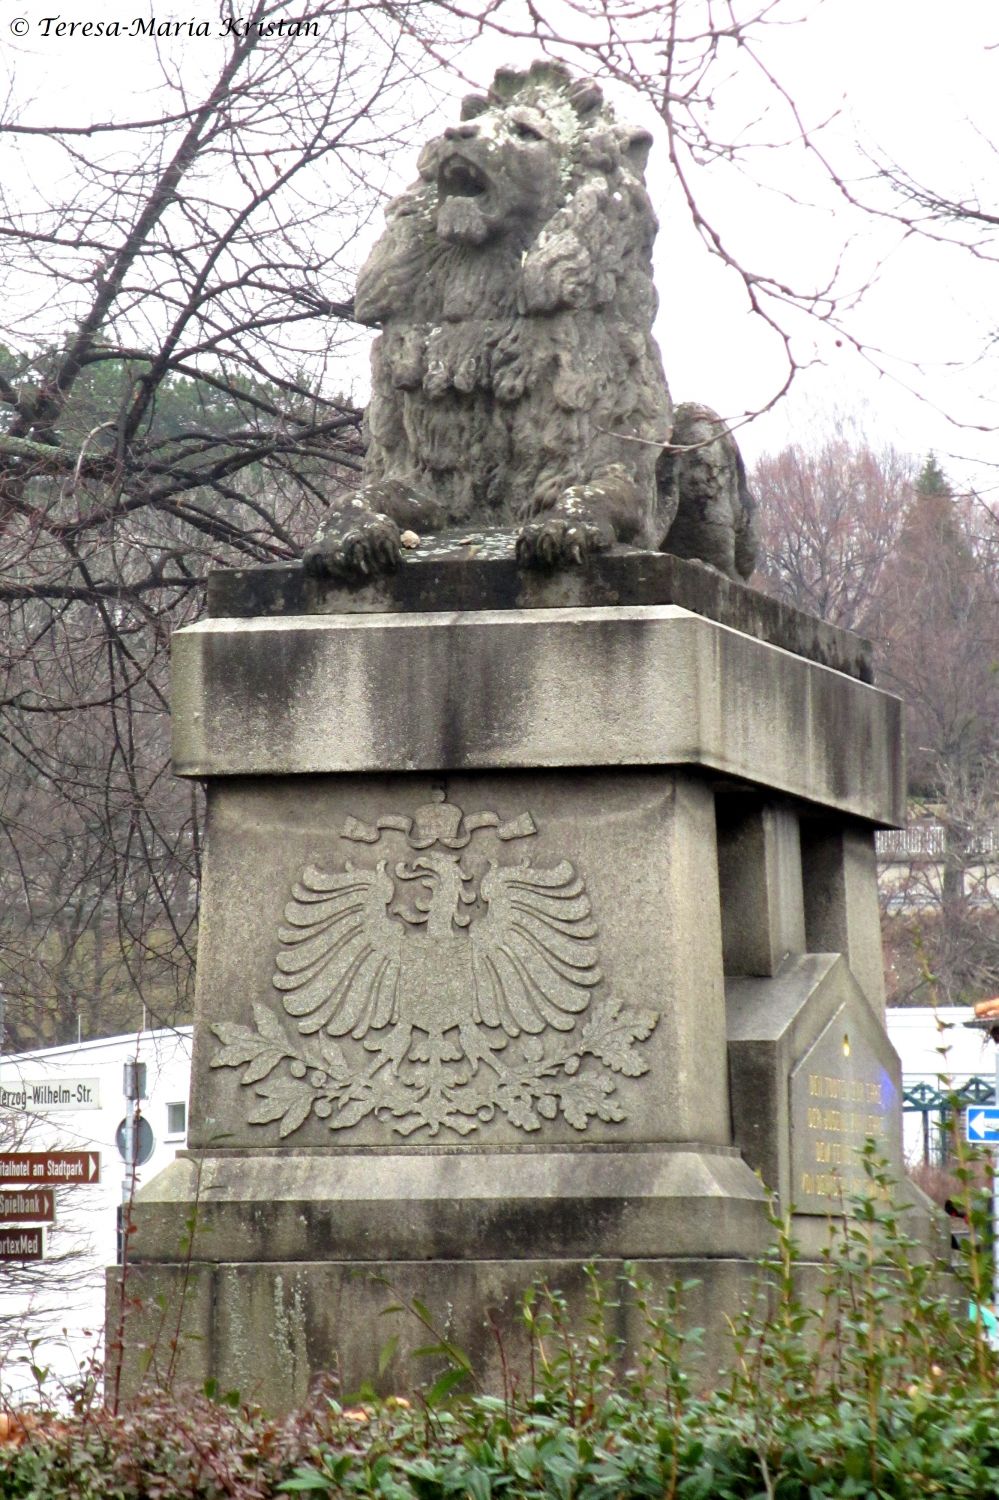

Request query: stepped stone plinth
[{"left": 109, "top": 540, "right": 919, "bottom": 1410}]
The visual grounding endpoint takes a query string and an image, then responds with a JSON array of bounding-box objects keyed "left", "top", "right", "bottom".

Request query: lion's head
[
  {"left": 423, "top": 105, "right": 561, "bottom": 247},
  {"left": 354, "top": 61, "right": 661, "bottom": 327},
  {"left": 413, "top": 60, "right": 653, "bottom": 249}
]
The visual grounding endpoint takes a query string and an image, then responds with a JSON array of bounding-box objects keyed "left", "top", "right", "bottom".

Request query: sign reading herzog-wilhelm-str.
[
  {"left": 0, "top": 1187, "right": 56, "bottom": 1224},
  {"left": 0, "top": 1152, "right": 101, "bottom": 1185},
  {"left": 0, "top": 1078, "right": 101, "bottom": 1111},
  {"left": 0, "top": 1228, "right": 44, "bottom": 1262}
]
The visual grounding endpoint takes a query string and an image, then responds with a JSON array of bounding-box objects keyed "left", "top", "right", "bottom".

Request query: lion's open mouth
[{"left": 438, "top": 156, "right": 489, "bottom": 200}]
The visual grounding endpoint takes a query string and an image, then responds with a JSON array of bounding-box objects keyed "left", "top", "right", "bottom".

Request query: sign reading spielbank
[{"left": 211, "top": 796, "right": 658, "bottom": 1140}]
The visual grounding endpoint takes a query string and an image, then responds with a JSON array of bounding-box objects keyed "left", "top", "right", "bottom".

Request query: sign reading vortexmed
[{"left": 0, "top": 1228, "right": 43, "bottom": 1261}]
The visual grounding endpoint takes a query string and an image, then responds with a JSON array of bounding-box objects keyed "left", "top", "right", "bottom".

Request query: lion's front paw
[
  {"left": 516, "top": 511, "right": 615, "bottom": 570},
  {"left": 303, "top": 511, "right": 401, "bottom": 580}
]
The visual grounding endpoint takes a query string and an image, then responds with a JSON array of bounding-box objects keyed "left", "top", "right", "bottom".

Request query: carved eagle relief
[
  {"left": 275, "top": 852, "right": 598, "bottom": 1039},
  {"left": 211, "top": 799, "right": 658, "bottom": 1139}
]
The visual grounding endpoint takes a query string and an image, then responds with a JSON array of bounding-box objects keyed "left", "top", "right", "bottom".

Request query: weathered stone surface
[
  {"left": 106, "top": 1261, "right": 213, "bottom": 1393},
  {"left": 130, "top": 1145, "right": 768, "bottom": 1263},
  {"left": 301, "top": 60, "right": 755, "bottom": 580},
  {"left": 172, "top": 607, "right": 904, "bottom": 825},
  {"left": 112, "top": 1254, "right": 773, "bottom": 1413},
  {"left": 115, "top": 556, "right": 922, "bottom": 1409},
  {"left": 717, "top": 800, "right": 806, "bottom": 977},
  {"left": 726, "top": 953, "right": 904, "bottom": 1214},
  {"left": 207, "top": 540, "right": 874, "bottom": 683},
  {"left": 800, "top": 821, "right": 886, "bottom": 1014},
  {"left": 187, "top": 771, "right": 733, "bottom": 1151}
]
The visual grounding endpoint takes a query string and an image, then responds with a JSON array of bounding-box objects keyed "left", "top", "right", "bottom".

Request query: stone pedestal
[{"left": 113, "top": 541, "right": 912, "bottom": 1409}]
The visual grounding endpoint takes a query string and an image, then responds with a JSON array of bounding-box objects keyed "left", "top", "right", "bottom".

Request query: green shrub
[{"left": 1, "top": 1143, "right": 996, "bottom": 1499}]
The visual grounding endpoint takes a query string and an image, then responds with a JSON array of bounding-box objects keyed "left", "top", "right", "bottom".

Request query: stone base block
[
  {"left": 109, "top": 1253, "right": 773, "bottom": 1412},
  {"left": 129, "top": 1145, "right": 769, "bottom": 1264},
  {"left": 172, "top": 605, "right": 903, "bottom": 826},
  {"left": 128, "top": 563, "right": 920, "bottom": 1412},
  {"left": 115, "top": 1139, "right": 773, "bottom": 1409},
  {"left": 726, "top": 954, "right": 903, "bottom": 1214}
]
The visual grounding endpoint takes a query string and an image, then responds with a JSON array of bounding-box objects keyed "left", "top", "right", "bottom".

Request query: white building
[
  {"left": 0, "top": 1027, "right": 191, "bottom": 1400},
  {"left": 886, "top": 1005, "right": 994, "bottom": 1080}
]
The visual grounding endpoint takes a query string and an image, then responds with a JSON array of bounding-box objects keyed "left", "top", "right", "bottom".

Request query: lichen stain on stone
[{"left": 271, "top": 1271, "right": 308, "bottom": 1386}]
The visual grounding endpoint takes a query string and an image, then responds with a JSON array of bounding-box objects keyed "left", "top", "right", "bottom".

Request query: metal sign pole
[
  {"left": 121, "top": 1058, "right": 146, "bottom": 1207},
  {"left": 993, "top": 1049, "right": 998, "bottom": 1324},
  {"left": 123, "top": 1062, "right": 136, "bottom": 1207}
]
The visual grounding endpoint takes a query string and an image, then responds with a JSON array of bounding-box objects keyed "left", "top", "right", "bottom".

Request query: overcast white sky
[
  {"left": 654, "top": 0, "right": 999, "bottom": 492},
  {"left": 3, "top": 0, "right": 996, "bottom": 491}
]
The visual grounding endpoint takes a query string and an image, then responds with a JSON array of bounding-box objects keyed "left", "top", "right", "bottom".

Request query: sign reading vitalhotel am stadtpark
[
  {"left": 0, "top": 1077, "right": 101, "bottom": 1111},
  {"left": 0, "top": 1152, "right": 101, "bottom": 1185}
]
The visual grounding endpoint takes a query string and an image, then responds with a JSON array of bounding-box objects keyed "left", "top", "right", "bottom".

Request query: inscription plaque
[{"left": 790, "top": 1005, "right": 900, "bottom": 1212}]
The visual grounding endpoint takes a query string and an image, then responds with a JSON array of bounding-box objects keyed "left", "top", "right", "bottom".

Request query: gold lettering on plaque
[{"left": 800, "top": 1068, "right": 890, "bottom": 1201}]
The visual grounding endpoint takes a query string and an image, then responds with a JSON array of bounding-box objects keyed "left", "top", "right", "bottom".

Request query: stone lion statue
[{"left": 304, "top": 60, "right": 757, "bottom": 580}]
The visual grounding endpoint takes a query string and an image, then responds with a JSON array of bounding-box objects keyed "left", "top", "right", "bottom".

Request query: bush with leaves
[{"left": 0, "top": 1144, "right": 996, "bottom": 1499}]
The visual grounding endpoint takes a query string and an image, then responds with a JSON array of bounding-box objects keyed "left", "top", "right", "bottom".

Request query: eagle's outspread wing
[
  {"left": 272, "top": 861, "right": 403, "bottom": 1038},
  {"left": 470, "top": 859, "right": 601, "bottom": 1036}
]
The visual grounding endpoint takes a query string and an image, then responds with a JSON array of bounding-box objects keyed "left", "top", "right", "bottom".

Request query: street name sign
[
  {"left": 0, "top": 1152, "right": 100, "bottom": 1185},
  {"left": 0, "top": 1078, "right": 101, "bottom": 1111},
  {"left": 0, "top": 1188, "right": 55, "bottom": 1224},
  {"left": 0, "top": 1228, "right": 43, "bottom": 1261},
  {"left": 966, "top": 1107, "right": 999, "bottom": 1143}
]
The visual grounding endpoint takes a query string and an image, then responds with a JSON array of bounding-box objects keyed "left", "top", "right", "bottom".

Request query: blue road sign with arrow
[{"left": 966, "top": 1107, "right": 999, "bottom": 1143}]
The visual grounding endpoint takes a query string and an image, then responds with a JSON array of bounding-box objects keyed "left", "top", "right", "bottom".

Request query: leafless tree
[
  {"left": 757, "top": 436, "right": 999, "bottom": 1004},
  {"left": 880, "top": 759, "right": 999, "bottom": 1008},
  {"left": 0, "top": 0, "right": 445, "bottom": 1040},
  {"left": 752, "top": 436, "right": 916, "bottom": 634},
  {"left": 873, "top": 470, "right": 999, "bottom": 799},
  {"left": 1, "top": 1, "right": 994, "bottom": 1040},
  {"left": 873, "top": 472, "right": 999, "bottom": 1004}
]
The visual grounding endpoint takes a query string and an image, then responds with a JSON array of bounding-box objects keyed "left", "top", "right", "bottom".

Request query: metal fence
[{"left": 903, "top": 1075, "right": 995, "bottom": 1165}]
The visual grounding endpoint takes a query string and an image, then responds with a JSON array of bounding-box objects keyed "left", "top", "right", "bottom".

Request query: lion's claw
[
  {"left": 517, "top": 514, "right": 614, "bottom": 570},
  {"left": 303, "top": 512, "right": 401, "bottom": 580}
]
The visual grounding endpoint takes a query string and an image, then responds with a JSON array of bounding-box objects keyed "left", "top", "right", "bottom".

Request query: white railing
[{"left": 876, "top": 824, "right": 999, "bottom": 860}]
